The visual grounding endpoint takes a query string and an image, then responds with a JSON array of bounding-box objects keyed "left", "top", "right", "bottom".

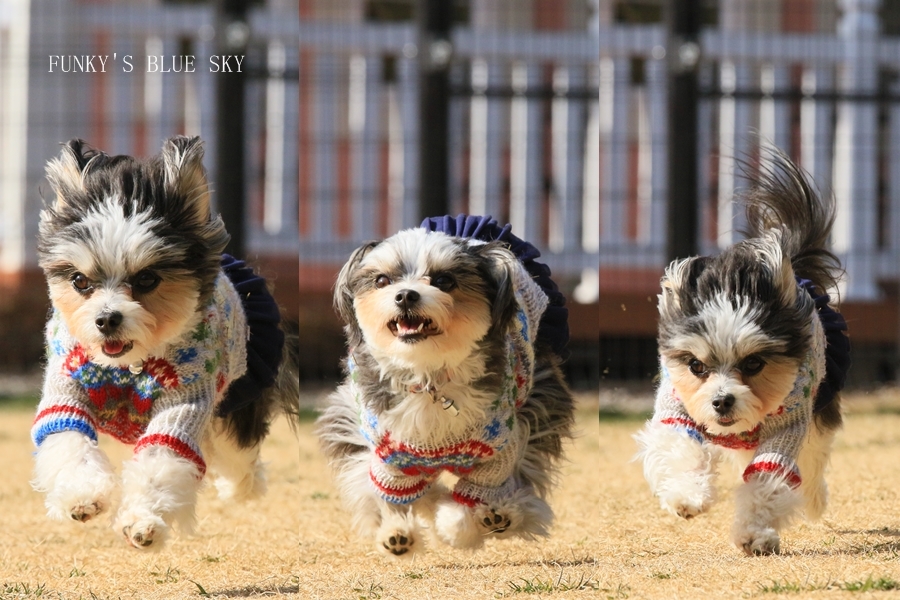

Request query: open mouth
[
  {"left": 101, "top": 340, "right": 134, "bottom": 358},
  {"left": 715, "top": 416, "right": 737, "bottom": 427},
  {"left": 387, "top": 316, "right": 440, "bottom": 342}
]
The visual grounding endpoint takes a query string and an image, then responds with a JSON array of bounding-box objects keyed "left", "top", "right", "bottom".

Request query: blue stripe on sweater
[{"left": 33, "top": 418, "right": 97, "bottom": 446}]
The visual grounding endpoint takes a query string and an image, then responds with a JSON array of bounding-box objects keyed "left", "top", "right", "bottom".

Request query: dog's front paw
[
  {"left": 117, "top": 513, "right": 168, "bottom": 550},
  {"left": 734, "top": 527, "right": 781, "bottom": 556},
  {"left": 656, "top": 476, "right": 715, "bottom": 520},
  {"left": 659, "top": 495, "right": 710, "bottom": 520},
  {"left": 381, "top": 530, "right": 415, "bottom": 556},
  {"left": 69, "top": 500, "right": 106, "bottom": 523},
  {"left": 475, "top": 506, "right": 512, "bottom": 534},
  {"left": 33, "top": 431, "right": 117, "bottom": 523},
  {"left": 375, "top": 514, "right": 418, "bottom": 558}
]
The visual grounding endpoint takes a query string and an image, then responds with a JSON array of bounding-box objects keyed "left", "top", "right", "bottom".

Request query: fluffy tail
[
  {"left": 316, "top": 384, "right": 370, "bottom": 463},
  {"left": 271, "top": 323, "right": 301, "bottom": 424},
  {"left": 223, "top": 322, "right": 300, "bottom": 448},
  {"left": 741, "top": 147, "right": 842, "bottom": 296},
  {"left": 742, "top": 147, "right": 846, "bottom": 432},
  {"left": 515, "top": 348, "right": 575, "bottom": 499}
]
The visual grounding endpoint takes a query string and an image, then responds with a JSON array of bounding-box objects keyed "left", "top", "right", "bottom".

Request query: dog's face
[
  {"left": 335, "top": 229, "right": 517, "bottom": 373},
  {"left": 37, "top": 136, "right": 229, "bottom": 367},
  {"left": 657, "top": 231, "right": 816, "bottom": 435}
]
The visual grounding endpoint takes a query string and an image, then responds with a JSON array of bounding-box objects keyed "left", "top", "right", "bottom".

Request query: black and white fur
[
  {"left": 635, "top": 149, "right": 844, "bottom": 554},
  {"left": 316, "top": 229, "right": 574, "bottom": 557},
  {"left": 32, "top": 136, "right": 298, "bottom": 549}
]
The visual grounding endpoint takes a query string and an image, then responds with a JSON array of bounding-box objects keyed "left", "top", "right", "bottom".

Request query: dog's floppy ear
[
  {"left": 470, "top": 241, "right": 519, "bottom": 333},
  {"left": 659, "top": 255, "right": 709, "bottom": 317},
  {"left": 45, "top": 139, "right": 102, "bottom": 207},
  {"left": 334, "top": 240, "right": 380, "bottom": 345},
  {"left": 161, "top": 135, "right": 210, "bottom": 222}
]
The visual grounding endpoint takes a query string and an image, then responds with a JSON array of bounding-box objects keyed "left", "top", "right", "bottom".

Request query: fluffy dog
[
  {"left": 31, "top": 136, "right": 298, "bottom": 549},
  {"left": 316, "top": 223, "right": 574, "bottom": 557},
  {"left": 635, "top": 150, "right": 849, "bottom": 555}
]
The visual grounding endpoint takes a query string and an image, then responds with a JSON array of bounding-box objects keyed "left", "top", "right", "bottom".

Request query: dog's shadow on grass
[
  {"left": 204, "top": 583, "right": 299, "bottom": 598},
  {"left": 428, "top": 557, "right": 598, "bottom": 569},
  {"left": 843, "top": 528, "right": 900, "bottom": 537},
  {"left": 782, "top": 528, "right": 900, "bottom": 557}
]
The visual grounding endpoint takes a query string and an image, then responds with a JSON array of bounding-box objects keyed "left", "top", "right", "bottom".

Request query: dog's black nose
[
  {"left": 95, "top": 311, "right": 123, "bottom": 335},
  {"left": 712, "top": 394, "right": 735, "bottom": 414},
  {"left": 394, "top": 289, "right": 420, "bottom": 310}
]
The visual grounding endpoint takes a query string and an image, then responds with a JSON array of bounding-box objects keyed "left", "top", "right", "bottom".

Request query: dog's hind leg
[
  {"left": 204, "top": 417, "right": 266, "bottom": 501},
  {"left": 796, "top": 421, "right": 837, "bottom": 521},
  {"left": 634, "top": 420, "right": 720, "bottom": 519}
]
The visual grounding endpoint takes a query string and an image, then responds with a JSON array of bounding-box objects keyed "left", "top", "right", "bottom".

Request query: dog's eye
[
  {"left": 71, "top": 273, "right": 92, "bottom": 293},
  {"left": 431, "top": 274, "right": 456, "bottom": 292},
  {"left": 375, "top": 275, "right": 391, "bottom": 289},
  {"left": 688, "top": 358, "right": 708, "bottom": 377},
  {"left": 741, "top": 356, "right": 765, "bottom": 376},
  {"left": 132, "top": 270, "right": 161, "bottom": 293}
]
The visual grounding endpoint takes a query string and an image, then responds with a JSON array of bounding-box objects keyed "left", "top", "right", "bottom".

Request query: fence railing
[
  {"left": 295, "top": 21, "right": 600, "bottom": 292},
  {"left": 600, "top": 6, "right": 900, "bottom": 301},
  {"left": 0, "top": 2, "right": 299, "bottom": 271}
]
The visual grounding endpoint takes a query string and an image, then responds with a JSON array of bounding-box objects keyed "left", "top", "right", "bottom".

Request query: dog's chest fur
[{"left": 348, "top": 324, "right": 532, "bottom": 472}]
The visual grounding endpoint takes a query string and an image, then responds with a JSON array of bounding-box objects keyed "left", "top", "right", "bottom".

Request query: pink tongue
[
  {"left": 399, "top": 320, "right": 420, "bottom": 333},
  {"left": 103, "top": 341, "right": 126, "bottom": 355}
]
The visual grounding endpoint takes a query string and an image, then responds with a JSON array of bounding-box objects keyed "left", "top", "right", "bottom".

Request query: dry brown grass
[
  {"left": 596, "top": 389, "right": 900, "bottom": 600},
  {"left": 0, "top": 395, "right": 599, "bottom": 599},
  {"left": 4, "top": 389, "right": 900, "bottom": 599}
]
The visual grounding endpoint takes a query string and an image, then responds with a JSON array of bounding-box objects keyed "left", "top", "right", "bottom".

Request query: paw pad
[
  {"left": 742, "top": 537, "right": 781, "bottom": 556},
  {"left": 122, "top": 525, "right": 155, "bottom": 548},
  {"left": 480, "top": 509, "right": 511, "bottom": 534},
  {"left": 70, "top": 502, "right": 103, "bottom": 522},
  {"left": 382, "top": 533, "right": 414, "bottom": 556},
  {"left": 676, "top": 505, "right": 700, "bottom": 519}
]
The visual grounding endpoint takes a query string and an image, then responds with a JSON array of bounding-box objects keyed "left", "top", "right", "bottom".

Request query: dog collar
[{"left": 409, "top": 382, "right": 459, "bottom": 416}]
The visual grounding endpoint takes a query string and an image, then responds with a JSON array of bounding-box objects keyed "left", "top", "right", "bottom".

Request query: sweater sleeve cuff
[
  {"left": 368, "top": 462, "right": 431, "bottom": 505},
  {"left": 32, "top": 405, "right": 98, "bottom": 446},
  {"left": 452, "top": 477, "right": 517, "bottom": 507},
  {"left": 134, "top": 433, "right": 206, "bottom": 476},
  {"left": 742, "top": 453, "right": 801, "bottom": 488}
]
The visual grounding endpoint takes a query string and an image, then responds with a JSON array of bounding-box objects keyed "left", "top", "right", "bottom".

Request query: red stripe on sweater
[
  {"left": 134, "top": 434, "right": 206, "bottom": 476},
  {"left": 451, "top": 491, "right": 484, "bottom": 507},
  {"left": 33, "top": 405, "right": 97, "bottom": 429},
  {"left": 743, "top": 461, "right": 801, "bottom": 488},
  {"left": 703, "top": 424, "right": 762, "bottom": 450},
  {"left": 369, "top": 469, "right": 430, "bottom": 499},
  {"left": 660, "top": 416, "right": 698, "bottom": 430},
  {"left": 374, "top": 432, "right": 495, "bottom": 462}
]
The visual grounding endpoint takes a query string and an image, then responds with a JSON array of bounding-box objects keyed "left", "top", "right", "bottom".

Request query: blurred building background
[
  {"left": 297, "top": 0, "right": 602, "bottom": 390},
  {"left": 0, "top": 0, "right": 299, "bottom": 374},
  {"left": 601, "top": 0, "right": 900, "bottom": 386}
]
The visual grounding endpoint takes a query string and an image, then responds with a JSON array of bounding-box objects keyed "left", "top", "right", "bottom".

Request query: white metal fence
[
  {"left": 600, "top": 2, "right": 900, "bottom": 300},
  {"left": 0, "top": 1, "right": 299, "bottom": 271},
  {"left": 295, "top": 21, "right": 601, "bottom": 293}
]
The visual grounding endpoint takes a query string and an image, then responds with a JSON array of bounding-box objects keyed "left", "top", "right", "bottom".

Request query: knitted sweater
[
  {"left": 32, "top": 273, "right": 248, "bottom": 475},
  {"left": 353, "top": 259, "right": 549, "bottom": 507},
  {"left": 653, "top": 312, "right": 826, "bottom": 488}
]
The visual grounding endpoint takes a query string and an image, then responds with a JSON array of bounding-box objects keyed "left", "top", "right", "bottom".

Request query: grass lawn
[
  {"left": 0, "top": 394, "right": 600, "bottom": 599},
  {"left": 2, "top": 388, "right": 900, "bottom": 598}
]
